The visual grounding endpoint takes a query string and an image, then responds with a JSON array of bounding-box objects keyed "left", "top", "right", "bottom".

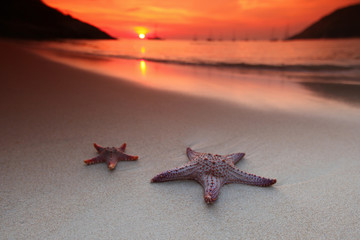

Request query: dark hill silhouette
[
  {"left": 0, "top": 0, "right": 115, "bottom": 39},
  {"left": 289, "top": 3, "right": 360, "bottom": 40}
]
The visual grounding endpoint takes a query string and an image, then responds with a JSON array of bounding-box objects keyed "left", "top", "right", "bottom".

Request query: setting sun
[{"left": 134, "top": 26, "right": 149, "bottom": 39}]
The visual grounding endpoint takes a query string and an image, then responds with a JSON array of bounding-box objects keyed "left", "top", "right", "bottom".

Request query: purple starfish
[
  {"left": 151, "top": 147, "right": 276, "bottom": 204},
  {"left": 84, "top": 143, "right": 138, "bottom": 170}
]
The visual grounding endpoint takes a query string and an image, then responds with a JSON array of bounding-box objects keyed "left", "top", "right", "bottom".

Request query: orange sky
[{"left": 43, "top": 0, "right": 360, "bottom": 40}]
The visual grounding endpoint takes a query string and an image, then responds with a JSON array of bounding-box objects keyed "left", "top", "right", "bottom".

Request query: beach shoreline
[
  {"left": 25, "top": 39, "right": 360, "bottom": 121},
  {"left": 1, "top": 40, "right": 359, "bottom": 239}
]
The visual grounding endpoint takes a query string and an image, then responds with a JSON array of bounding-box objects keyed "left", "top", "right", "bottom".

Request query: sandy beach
[{"left": 1, "top": 40, "right": 360, "bottom": 239}]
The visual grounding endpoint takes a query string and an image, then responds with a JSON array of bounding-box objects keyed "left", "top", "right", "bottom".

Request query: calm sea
[{"left": 31, "top": 39, "right": 360, "bottom": 80}]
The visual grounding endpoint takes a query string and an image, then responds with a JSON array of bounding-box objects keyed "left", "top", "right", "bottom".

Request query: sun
[{"left": 134, "top": 26, "right": 148, "bottom": 39}]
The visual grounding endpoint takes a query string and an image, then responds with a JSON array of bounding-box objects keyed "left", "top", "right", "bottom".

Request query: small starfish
[
  {"left": 84, "top": 143, "right": 138, "bottom": 170},
  {"left": 151, "top": 147, "right": 276, "bottom": 204}
]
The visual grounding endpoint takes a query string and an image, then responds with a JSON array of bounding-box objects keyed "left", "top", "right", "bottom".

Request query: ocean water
[
  {"left": 28, "top": 39, "right": 360, "bottom": 116},
  {"left": 31, "top": 39, "right": 360, "bottom": 78}
]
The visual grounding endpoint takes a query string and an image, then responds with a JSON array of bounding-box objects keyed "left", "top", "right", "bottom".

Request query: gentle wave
[
  {"left": 92, "top": 53, "right": 360, "bottom": 72},
  {"left": 46, "top": 46, "right": 360, "bottom": 73},
  {"left": 143, "top": 58, "right": 356, "bottom": 72}
]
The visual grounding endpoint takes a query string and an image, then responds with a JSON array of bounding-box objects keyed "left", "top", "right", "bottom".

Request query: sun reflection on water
[{"left": 139, "top": 60, "right": 147, "bottom": 75}]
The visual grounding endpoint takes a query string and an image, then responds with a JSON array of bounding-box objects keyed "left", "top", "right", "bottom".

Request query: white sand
[{"left": 1, "top": 40, "right": 360, "bottom": 239}]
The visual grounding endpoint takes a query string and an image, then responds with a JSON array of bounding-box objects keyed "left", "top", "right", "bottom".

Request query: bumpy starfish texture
[
  {"left": 151, "top": 147, "right": 276, "bottom": 204},
  {"left": 84, "top": 143, "right": 138, "bottom": 170}
]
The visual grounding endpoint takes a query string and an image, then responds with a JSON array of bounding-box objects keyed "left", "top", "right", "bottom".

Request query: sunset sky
[{"left": 43, "top": 0, "right": 360, "bottom": 40}]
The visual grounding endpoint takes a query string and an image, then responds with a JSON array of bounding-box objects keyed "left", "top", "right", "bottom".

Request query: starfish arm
[
  {"left": 225, "top": 167, "right": 276, "bottom": 187},
  {"left": 93, "top": 143, "right": 105, "bottom": 153},
  {"left": 226, "top": 152, "right": 245, "bottom": 164},
  {"left": 84, "top": 155, "right": 106, "bottom": 165},
  {"left": 116, "top": 152, "right": 139, "bottom": 161},
  {"left": 186, "top": 147, "right": 202, "bottom": 160},
  {"left": 198, "top": 174, "right": 224, "bottom": 204},
  {"left": 107, "top": 154, "right": 118, "bottom": 170},
  {"left": 119, "top": 143, "right": 126, "bottom": 151},
  {"left": 151, "top": 163, "right": 199, "bottom": 182}
]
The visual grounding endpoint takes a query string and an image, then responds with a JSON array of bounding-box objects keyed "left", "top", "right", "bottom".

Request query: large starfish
[
  {"left": 151, "top": 147, "right": 276, "bottom": 204},
  {"left": 84, "top": 143, "right": 138, "bottom": 170}
]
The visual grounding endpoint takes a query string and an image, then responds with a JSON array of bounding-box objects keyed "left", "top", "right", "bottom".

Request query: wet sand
[{"left": 1, "top": 40, "right": 360, "bottom": 239}]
